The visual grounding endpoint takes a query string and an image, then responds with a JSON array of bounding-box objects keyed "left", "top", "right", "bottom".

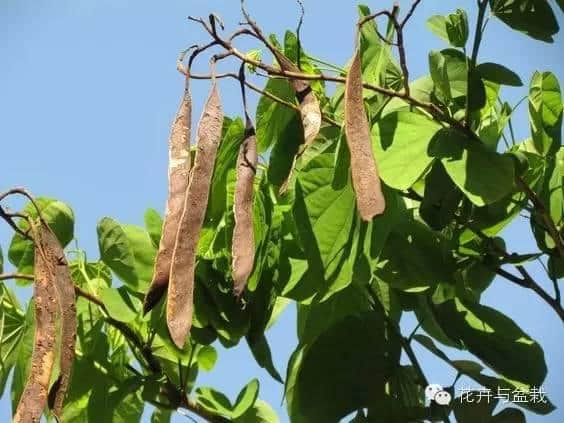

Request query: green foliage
[
  {"left": 1, "top": 1, "right": 562, "bottom": 422},
  {"left": 427, "top": 9, "right": 469, "bottom": 48}
]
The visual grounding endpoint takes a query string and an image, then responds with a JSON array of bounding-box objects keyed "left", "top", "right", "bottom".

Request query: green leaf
[
  {"left": 0, "top": 245, "right": 3, "bottom": 273},
  {"left": 256, "top": 78, "right": 297, "bottom": 153},
  {"left": 358, "top": 5, "right": 400, "bottom": 87},
  {"left": 429, "top": 49, "right": 468, "bottom": 102},
  {"left": 375, "top": 218, "right": 457, "bottom": 292},
  {"left": 429, "top": 129, "right": 516, "bottom": 206},
  {"left": 234, "top": 399, "right": 279, "bottom": 423},
  {"left": 232, "top": 379, "right": 260, "bottom": 419},
  {"left": 434, "top": 298, "right": 547, "bottom": 386},
  {"left": 246, "top": 334, "right": 283, "bottom": 383},
  {"left": 372, "top": 111, "right": 441, "bottom": 190},
  {"left": 414, "top": 334, "right": 555, "bottom": 415},
  {"left": 10, "top": 299, "right": 34, "bottom": 412},
  {"left": 427, "top": 10, "right": 469, "bottom": 48},
  {"left": 196, "top": 387, "right": 233, "bottom": 417},
  {"left": 196, "top": 345, "right": 217, "bottom": 372},
  {"left": 490, "top": 408, "right": 526, "bottom": 422},
  {"left": 87, "top": 377, "right": 145, "bottom": 423},
  {"left": 529, "top": 71, "right": 562, "bottom": 156},
  {"left": 287, "top": 312, "right": 400, "bottom": 422},
  {"left": 97, "top": 218, "right": 156, "bottom": 292},
  {"left": 144, "top": 208, "right": 163, "bottom": 249},
  {"left": 99, "top": 287, "right": 138, "bottom": 323},
  {"left": 209, "top": 118, "right": 245, "bottom": 221},
  {"left": 121, "top": 224, "right": 157, "bottom": 290},
  {"left": 453, "top": 391, "right": 498, "bottom": 422},
  {"left": 8, "top": 197, "right": 74, "bottom": 276},
  {"left": 0, "top": 285, "right": 25, "bottom": 396},
  {"left": 426, "top": 15, "right": 450, "bottom": 42},
  {"left": 381, "top": 75, "right": 434, "bottom": 116},
  {"left": 298, "top": 284, "right": 373, "bottom": 345},
  {"left": 420, "top": 162, "right": 462, "bottom": 230},
  {"left": 489, "top": 0, "right": 559, "bottom": 42},
  {"left": 97, "top": 217, "right": 138, "bottom": 288},
  {"left": 477, "top": 63, "right": 523, "bottom": 87}
]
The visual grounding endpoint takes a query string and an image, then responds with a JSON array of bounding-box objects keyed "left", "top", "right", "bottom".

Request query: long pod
[
  {"left": 43, "top": 225, "right": 77, "bottom": 421},
  {"left": 167, "top": 66, "right": 223, "bottom": 348},
  {"left": 144, "top": 72, "right": 192, "bottom": 314},
  {"left": 344, "top": 49, "right": 385, "bottom": 221},
  {"left": 13, "top": 222, "right": 58, "bottom": 423},
  {"left": 231, "top": 64, "right": 258, "bottom": 297}
]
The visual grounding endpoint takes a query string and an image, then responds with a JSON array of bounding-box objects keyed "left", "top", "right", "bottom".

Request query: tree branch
[{"left": 0, "top": 273, "right": 225, "bottom": 423}]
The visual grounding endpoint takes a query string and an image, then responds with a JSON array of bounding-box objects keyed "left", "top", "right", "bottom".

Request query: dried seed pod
[
  {"left": 344, "top": 50, "right": 385, "bottom": 220},
  {"left": 167, "top": 68, "right": 223, "bottom": 348},
  {"left": 274, "top": 52, "right": 322, "bottom": 194},
  {"left": 43, "top": 225, "right": 76, "bottom": 420},
  {"left": 231, "top": 64, "right": 258, "bottom": 297},
  {"left": 13, "top": 222, "right": 58, "bottom": 423},
  {"left": 143, "top": 73, "right": 192, "bottom": 314},
  {"left": 231, "top": 129, "right": 257, "bottom": 296}
]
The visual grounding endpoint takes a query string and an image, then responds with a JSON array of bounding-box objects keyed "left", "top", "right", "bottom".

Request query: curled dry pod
[
  {"left": 231, "top": 124, "right": 258, "bottom": 297},
  {"left": 43, "top": 225, "right": 77, "bottom": 420},
  {"left": 344, "top": 49, "right": 385, "bottom": 220},
  {"left": 275, "top": 52, "right": 322, "bottom": 194},
  {"left": 143, "top": 73, "right": 192, "bottom": 314},
  {"left": 13, "top": 222, "right": 58, "bottom": 423},
  {"left": 167, "top": 69, "right": 224, "bottom": 348}
]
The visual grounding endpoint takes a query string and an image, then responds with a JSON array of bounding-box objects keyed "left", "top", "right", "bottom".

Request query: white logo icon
[{"left": 425, "top": 384, "right": 452, "bottom": 406}]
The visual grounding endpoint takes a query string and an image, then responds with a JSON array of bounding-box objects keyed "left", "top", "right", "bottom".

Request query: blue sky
[{"left": 0, "top": 0, "right": 562, "bottom": 421}]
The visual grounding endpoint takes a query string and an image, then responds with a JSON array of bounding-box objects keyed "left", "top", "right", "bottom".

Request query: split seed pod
[
  {"left": 44, "top": 225, "right": 77, "bottom": 421},
  {"left": 231, "top": 64, "right": 258, "bottom": 297},
  {"left": 344, "top": 49, "right": 385, "bottom": 220},
  {"left": 13, "top": 222, "right": 59, "bottom": 423},
  {"left": 167, "top": 60, "right": 224, "bottom": 348},
  {"left": 144, "top": 60, "right": 192, "bottom": 315}
]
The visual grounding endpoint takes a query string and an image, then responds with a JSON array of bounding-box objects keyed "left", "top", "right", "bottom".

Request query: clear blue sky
[{"left": 0, "top": 0, "right": 562, "bottom": 422}]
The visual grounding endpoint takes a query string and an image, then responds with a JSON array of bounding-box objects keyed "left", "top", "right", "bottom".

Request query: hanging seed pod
[
  {"left": 344, "top": 49, "right": 385, "bottom": 221},
  {"left": 14, "top": 222, "right": 58, "bottom": 423},
  {"left": 240, "top": 1, "right": 320, "bottom": 193},
  {"left": 274, "top": 50, "right": 321, "bottom": 194},
  {"left": 144, "top": 55, "right": 193, "bottom": 315},
  {"left": 232, "top": 64, "right": 258, "bottom": 297},
  {"left": 42, "top": 225, "right": 77, "bottom": 421},
  {"left": 167, "top": 60, "right": 224, "bottom": 348}
]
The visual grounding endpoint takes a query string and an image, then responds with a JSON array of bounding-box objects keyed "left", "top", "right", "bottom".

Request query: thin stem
[
  {"left": 516, "top": 176, "right": 564, "bottom": 262},
  {"left": 0, "top": 273, "right": 34, "bottom": 281},
  {"left": 466, "top": 0, "right": 489, "bottom": 128},
  {"left": 0, "top": 206, "right": 32, "bottom": 240},
  {"left": 462, "top": 221, "right": 564, "bottom": 322}
]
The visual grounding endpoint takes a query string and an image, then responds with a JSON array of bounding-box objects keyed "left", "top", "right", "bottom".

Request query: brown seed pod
[
  {"left": 344, "top": 49, "right": 386, "bottom": 221},
  {"left": 167, "top": 66, "right": 223, "bottom": 348},
  {"left": 143, "top": 73, "right": 192, "bottom": 315},
  {"left": 43, "top": 225, "right": 77, "bottom": 421},
  {"left": 231, "top": 127, "right": 258, "bottom": 297},
  {"left": 231, "top": 63, "right": 258, "bottom": 297},
  {"left": 13, "top": 222, "right": 59, "bottom": 423},
  {"left": 274, "top": 52, "right": 322, "bottom": 194}
]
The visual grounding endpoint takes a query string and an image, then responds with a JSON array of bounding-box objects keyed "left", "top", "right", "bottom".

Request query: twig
[
  {"left": 516, "top": 176, "right": 564, "bottom": 262},
  {"left": 464, "top": 222, "right": 564, "bottom": 322},
  {"left": 0, "top": 273, "right": 34, "bottom": 281},
  {"left": 0, "top": 187, "right": 44, "bottom": 224},
  {"left": 0, "top": 206, "right": 32, "bottom": 240},
  {"left": 189, "top": 70, "right": 340, "bottom": 126},
  {"left": 466, "top": 0, "right": 489, "bottom": 128}
]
